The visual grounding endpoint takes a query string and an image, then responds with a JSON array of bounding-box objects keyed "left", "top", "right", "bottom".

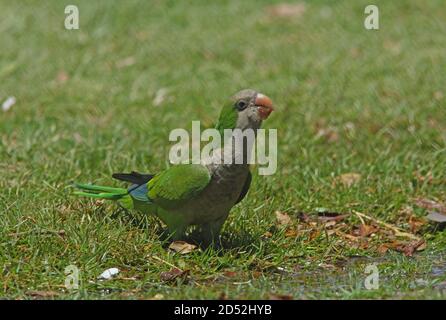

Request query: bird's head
[{"left": 216, "top": 89, "right": 274, "bottom": 135}]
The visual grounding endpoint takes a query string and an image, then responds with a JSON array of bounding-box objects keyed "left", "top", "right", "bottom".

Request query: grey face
[{"left": 231, "top": 89, "right": 274, "bottom": 131}]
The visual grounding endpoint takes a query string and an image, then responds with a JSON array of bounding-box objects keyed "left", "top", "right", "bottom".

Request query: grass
[{"left": 1, "top": 0, "right": 445, "bottom": 299}]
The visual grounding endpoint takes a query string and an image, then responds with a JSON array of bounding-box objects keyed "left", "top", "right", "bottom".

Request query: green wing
[{"left": 148, "top": 164, "right": 211, "bottom": 210}]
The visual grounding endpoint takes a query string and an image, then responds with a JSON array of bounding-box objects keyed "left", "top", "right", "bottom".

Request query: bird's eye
[{"left": 236, "top": 100, "right": 247, "bottom": 110}]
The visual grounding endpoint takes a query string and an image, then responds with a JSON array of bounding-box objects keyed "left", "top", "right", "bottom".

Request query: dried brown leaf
[
  {"left": 385, "top": 239, "right": 426, "bottom": 257},
  {"left": 408, "top": 215, "right": 427, "bottom": 232},
  {"left": 324, "top": 220, "right": 337, "bottom": 228},
  {"left": 414, "top": 198, "right": 446, "bottom": 214},
  {"left": 416, "top": 241, "right": 427, "bottom": 252},
  {"left": 358, "top": 224, "right": 379, "bottom": 237},
  {"left": 309, "top": 229, "right": 321, "bottom": 240},
  {"left": 336, "top": 173, "right": 361, "bottom": 187},
  {"left": 316, "top": 211, "right": 349, "bottom": 222},
  {"left": 284, "top": 229, "right": 298, "bottom": 238},
  {"left": 223, "top": 271, "right": 238, "bottom": 278},
  {"left": 296, "top": 212, "right": 310, "bottom": 222},
  {"left": 268, "top": 293, "right": 293, "bottom": 300},
  {"left": 275, "top": 211, "right": 291, "bottom": 225},
  {"left": 168, "top": 241, "right": 197, "bottom": 254},
  {"left": 160, "top": 268, "right": 188, "bottom": 282},
  {"left": 377, "top": 244, "right": 389, "bottom": 254},
  {"left": 336, "top": 231, "right": 359, "bottom": 242},
  {"left": 26, "top": 290, "right": 59, "bottom": 298},
  {"left": 263, "top": 231, "right": 273, "bottom": 238}
]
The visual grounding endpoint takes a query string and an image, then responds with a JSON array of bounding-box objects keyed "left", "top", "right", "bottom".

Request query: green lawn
[{"left": 1, "top": 0, "right": 445, "bottom": 299}]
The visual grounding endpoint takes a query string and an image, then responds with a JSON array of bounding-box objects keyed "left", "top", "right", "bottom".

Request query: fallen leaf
[
  {"left": 386, "top": 240, "right": 426, "bottom": 257},
  {"left": 285, "top": 229, "right": 298, "bottom": 237},
  {"left": 358, "top": 224, "right": 379, "bottom": 237},
  {"left": 336, "top": 231, "right": 360, "bottom": 242},
  {"left": 416, "top": 241, "right": 427, "bottom": 252},
  {"left": 98, "top": 267, "right": 120, "bottom": 280},
  {"left": 336, "top": 173, "right": 361, "bottom": 187},
  {"left": 275, "top": 211, "right": 291, "bottom": 225},
  {"left": 377, "top": 244, "right": 389, "bottom": 254},
  {"left": 26, "top": 290, "right": 59, "bottom": 298},
  {"left": 318, "top": 213, "right": 349, "bottom": 222},
  {"left": 324, "top": 220, "right": 337, "bottom": 228},
  {"left": 268, "top": 293, "right": 293, "bottom": 300},
  {"left": 401, "top": 240, "right": 426, "bottom": 256},
  {"left": 2, "top": 96, "right": 16, "bottom": 112},
  {"left": 168, "top": 241, "right": 197, "bottom": 254},
  {"left": 267, "top": 3, "right": 306, "bottom": 19},
  {"left": 223, "top": 271, "right": 238, "bottom": 278},
  {"left": 416, "top": 198, "right": 446, "bottom": 223},
  {"left": 309, "top": 229, "right": 321, "bottom": 240},
  {"left": 262, "top": 231, "right": 273, "bottom": 238},
  {"left": 148, "top": 293, "right": 165, "bottom": 300},
  {"left": 296, "top": 212, "right": 310, "bottom": 222},
  {"left": 414, "top": 198, "right": 446, "bottom": 214},
  {"left": 408, "top": 215, "right": 426, "bottom": 232},
  {"left": 160, "top": 268, "right": 189, "bottom": 282}
]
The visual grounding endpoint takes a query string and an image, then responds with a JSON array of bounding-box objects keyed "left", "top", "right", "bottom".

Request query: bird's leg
[
  {"left": 199, "top": 218, "right": 225, "bottom": 247},
  {"left": 168, "top": 225, "right": 186, "bottom": 241}
]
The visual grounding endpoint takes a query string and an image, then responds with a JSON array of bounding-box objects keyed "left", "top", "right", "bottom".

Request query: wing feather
[{"left": 147, "top": 164, "right": 211, "bottom": 210}]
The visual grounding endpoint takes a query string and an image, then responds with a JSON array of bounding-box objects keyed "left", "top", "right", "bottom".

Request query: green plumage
[
  {"left": 73, "top": 183, "right": 133, "bottom": 207},
  {"left": 74, "top": 165, "right": 211, "bottom": 211},
  {"left": 73, "top": 183, "right": 127, "bottom": 200},
  {"left": 215, "top": 103, "right": 238, "bottom": 137},
  {"left": 148, "top": 164, "right": 211, "bottom": 209}
]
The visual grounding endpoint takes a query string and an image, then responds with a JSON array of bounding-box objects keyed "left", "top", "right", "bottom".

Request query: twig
[
  {"left": 353, "top": 211, "right": 420, "bottom": 240},
  {"left": 151, "top": 255, "right": 183, "bottom": 272},
  {"left": 355, "top": 212, "right": 366, "bottom": 225}
]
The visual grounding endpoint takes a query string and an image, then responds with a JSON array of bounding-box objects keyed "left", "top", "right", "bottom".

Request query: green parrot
[{"left": 74, "top": 89, "right": 274, "bottom": 245}]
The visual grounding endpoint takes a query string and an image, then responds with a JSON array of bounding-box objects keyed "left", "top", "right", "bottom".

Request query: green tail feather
[{"left": 73, "top": 183, "right": 128, "bottom": 200}]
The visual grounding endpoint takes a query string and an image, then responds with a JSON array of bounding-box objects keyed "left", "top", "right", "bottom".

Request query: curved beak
[{"left": 255, "top": 93, "right": 274, "bottom": 120}]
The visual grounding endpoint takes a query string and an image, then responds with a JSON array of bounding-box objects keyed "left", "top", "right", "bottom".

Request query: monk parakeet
[{"left": 74, "top": 89, "right": 274, "bottom": 245}]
